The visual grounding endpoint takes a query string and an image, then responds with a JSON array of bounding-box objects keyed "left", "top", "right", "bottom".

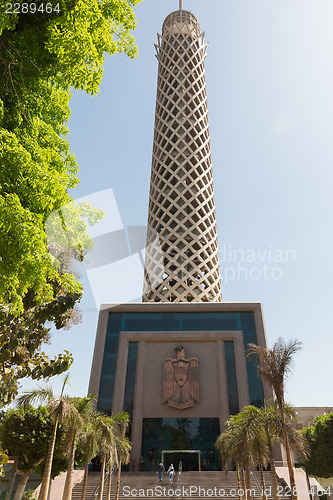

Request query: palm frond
[
  {"left": 48, "top": 396, "right": 72, "bottom": 421},
  {"left": 15, "top": 385, "right": 54, "bottom": 408},
  {"left": 114, "top": 432, "right": 131, "bottom": 466},
  {"left": 60, "top": 373, "right": 71, "bottom": 397},
  {"left": 247, "top": 338, "right": 302, "bottom": 405}
]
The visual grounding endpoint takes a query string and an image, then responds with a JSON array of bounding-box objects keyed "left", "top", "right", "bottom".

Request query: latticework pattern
[{"left": 142, "top": 10, "right": 222, "bottom": 303}]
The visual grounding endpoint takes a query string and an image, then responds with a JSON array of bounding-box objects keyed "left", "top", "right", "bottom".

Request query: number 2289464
[{"left": 5, "top": 3, "right": 61, "bottom": 14}]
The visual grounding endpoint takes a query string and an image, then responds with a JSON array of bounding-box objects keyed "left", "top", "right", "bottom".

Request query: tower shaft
[{"left": 143, "top": 10, "right": 222, "bottom": 303}]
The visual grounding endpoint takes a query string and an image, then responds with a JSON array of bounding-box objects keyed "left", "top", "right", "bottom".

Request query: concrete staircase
[{"left": 71, "top": 471, "right": 291, "bottom": 500}]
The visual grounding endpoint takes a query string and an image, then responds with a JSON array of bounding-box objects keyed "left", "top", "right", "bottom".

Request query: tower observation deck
[{"left": 142, "top": 7, "right": 222, "bottom": 303}]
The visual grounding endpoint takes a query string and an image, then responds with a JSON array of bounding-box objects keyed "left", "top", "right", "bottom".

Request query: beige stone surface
[
  {"left": 34, "top": 470, "right": 84, "bottom": 500},
  {"left": 276, "top": 467, "right": 310, "bottom": 500},
  {"left": 142, "top": 9, "right": 222, "bottom": 303},
  {"left": 294, "top": 407, "right": 333, "bottom": 429}
]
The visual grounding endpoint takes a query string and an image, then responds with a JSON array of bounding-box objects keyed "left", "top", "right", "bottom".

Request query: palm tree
[
  {"left": 105, "top": 445, "right": 117, "bottom": 500},
  {"left": 266, "top": 403, "right": 309, "bottom": 500},
  {"left": 236, "top": 406, "right": 269, "bottom": 500},
  {"left": 248, "top": 338, "right": 302, "bottom": 500},
  {"left": 62, "top": 396, "right": 95, "bottom": 500},
  {"left": 257, "top": 405, "right": 280, "bottom": 500},
  {"left": 114, "top": 414, "right": 131, "bottom": 500},
  {"left": 79, "top": 412, "right": 102, "bottom": 500},
  {"left": 216, "top": 414, "right": 254, "bottom": 500},
  {"left": 216, "top": 428, "right": 244, "bottom": 500},
  {"left": 16, "top": 374, "right": 72, "bottom": 500},
  {"left": 96, "top": 415, "right": 117, "bottom": 500}
]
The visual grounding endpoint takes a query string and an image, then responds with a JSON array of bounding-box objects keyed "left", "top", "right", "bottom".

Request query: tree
[
  {"left": 248, "top": 338, "right": 302, "bottom": 500},
  {"left": 16, "top": 374, "right": 74, "bottom": 500},
  {"left": 217, "top": 402, "right": 309, "bottom": 500},
  {"left": 216, "top": 413, "right": 254, "bottom": 500},
  {"left": 302, "top": 412, "right": 333, "bottom": 478},
  {"left": 114, "top": 414, "right": 131, "bottom": 500},
  {"left": 61, "top": 396, "right": 95, "bottom": 500},
  {"left": 0, "top": 405, "right": 68, "bottom": 500},
  {"left": 96, "top": 415, "right": 117, "bottom": 500},
  {"left": 0, "top": 0, "right": 142, "bottom": 405},
  {"left": 257, "top": 405, "right": 281, "bottom": 500},
  {"left": 78, "top": 413, "right": 102, "bottom": 500},
  {"left": 93, "top": 412, "right": 131, "bottom": 500},
  {"left": 216, "top": 427, "right": 244, "bottom": 500},
  {"left": 235, "top": 406, "right": 269, "bottom": 500}
]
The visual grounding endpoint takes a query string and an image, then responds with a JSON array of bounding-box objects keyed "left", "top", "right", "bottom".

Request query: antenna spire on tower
[{"left": 179, "top": 0, "right": 183, "bottom": 10}]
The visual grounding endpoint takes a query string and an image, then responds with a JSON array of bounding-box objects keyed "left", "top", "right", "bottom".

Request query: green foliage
[
  {"left": 22, "top": 491, "right": 37, "bottom": 500},
  {"left": 0, "top": 447, "right": 8, "bottom": 477},
  {"left": 0, "top": 405, "right": 69, "bottom": 478},
  {"left": 0, "top": 0, "right": 141, "bottom": 310},
  {"left": 302, "top": 412, "right": 333, "bottom": 478},
  {"left": 216, "top": 403, "right": 308, "bottom": 471},
  {"left": 0, "top": 0, "right": 141, "bottom": 405}
]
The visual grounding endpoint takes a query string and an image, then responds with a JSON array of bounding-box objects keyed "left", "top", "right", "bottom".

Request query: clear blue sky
[{"left": 28, "top": 0, "right": 333, "bottom": 407}]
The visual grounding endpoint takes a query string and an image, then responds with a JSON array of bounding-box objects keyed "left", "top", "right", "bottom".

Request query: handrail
[
  {"left": 178, "top": 461, "right": 182, "bottom": 486},
  {"left": 176, "top": 462, "right": 182, "bottom": 500},
  {"left": 250, "top": 469, "right": 262, "bottom": 497},
  {"left": 89, "top": 470, "right": 109, "bottom": 500}
]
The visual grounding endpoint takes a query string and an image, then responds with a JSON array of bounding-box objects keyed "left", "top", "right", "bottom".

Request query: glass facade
[
  {"left": 97, "top": 310, "right": 264, "bottom": 414},
  {"left": 224, "top": 341, "right": 239, "bottom": 415},
  {"left": 124, "top": 341, "right": 138, "bottom": 443},
  {"left": 124, "top": 342, "right": 138, "bottom": 416},
  {"left": 97, "top": 313, "right": 122, "bottom": 414},
  {"left": 141, "top": 418, "right": 220, "bottom": 471}
]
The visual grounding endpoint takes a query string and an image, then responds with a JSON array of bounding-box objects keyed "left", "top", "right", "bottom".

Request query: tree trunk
[
  {"left": 115, "top": 464, "right": 121, "bottom": 500},
  {"left": 245, "top": 466, "right": 252, "bottom": 500},
  {"left": 277, "top": 399, "right": 297, "bottom": 500},
  {"left": 38, "top": 418, "right": 59, "bottom": 500},
  {"left": 80, "top": 451, "right": 90, "bottom": 500},
  {"left": 258, "top": 460, "right": 267, "bottom": 500},
  {"left": 5, "top": 457, "right": 18, "bottom": 500},
  {"left": 106, "top": 467, "right": 113, "bottom": 500},
  {"left": 13, "top": 471, "right": 31, "bottom": 500},
  {"left": 236, "top": 464, "right": 242, "bottom": 500},
  {"left": 62, "top": 431, "right": 77, "bottom": 500},
  {"left": 97, "top": 455, "right": 106, "bottom": 500},
  {"left": 284, "top": 428, "right": 297, "bottom": 500},
  {"left": 266, "top": 429, "right": 279, "bottom": 500},
  {"left": 241, "top": 468, "right": 247, "bottom": 500}
]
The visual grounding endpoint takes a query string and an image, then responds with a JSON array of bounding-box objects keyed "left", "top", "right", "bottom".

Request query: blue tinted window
[
  {"left": 224, "top": 341, "right": 239, "bottom": 415},
  {"left": 124, "top": 342, "right": 138, "bottom": 416},
  {"left": 97, "top": 313, "right": 121, "bottom": 414}
]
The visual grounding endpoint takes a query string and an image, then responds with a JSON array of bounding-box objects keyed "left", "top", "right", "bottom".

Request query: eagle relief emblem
[{"left": 163, "top": 346, "right": 200, "bottom": 409}]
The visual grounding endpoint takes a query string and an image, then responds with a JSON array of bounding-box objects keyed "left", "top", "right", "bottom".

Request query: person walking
[
  {"left": 167, "top": 464, "right": 175, "bottom": 484},
  {"left": 156, "top": 462, "right": 165, "bottom": 483}
]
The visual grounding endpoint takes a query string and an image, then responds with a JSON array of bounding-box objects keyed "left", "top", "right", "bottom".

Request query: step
[{"left": 71, "top": 471, "right": 291, "bottom": 500}]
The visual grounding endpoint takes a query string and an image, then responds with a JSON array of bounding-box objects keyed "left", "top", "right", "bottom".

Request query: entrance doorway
[{"left": 161, "top": 450, "right": 201, "bottom": 471}]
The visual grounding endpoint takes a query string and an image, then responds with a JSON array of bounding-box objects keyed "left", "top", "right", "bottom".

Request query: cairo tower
[
  {"left": 89, "top": 2, "right": 273, "bottom": 471},
  {"left": 142, "top": 1, "right": 222, "bottom": 304}
]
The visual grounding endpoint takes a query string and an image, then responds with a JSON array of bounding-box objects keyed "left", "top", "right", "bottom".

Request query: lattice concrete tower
[{"left": 142, "top": 3, "right": 222, "bottom": 303}]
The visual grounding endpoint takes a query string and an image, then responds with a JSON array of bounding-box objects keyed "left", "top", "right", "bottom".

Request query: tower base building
[{"left": 88, "top": 302, "right": 273, "bottom": 471}]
